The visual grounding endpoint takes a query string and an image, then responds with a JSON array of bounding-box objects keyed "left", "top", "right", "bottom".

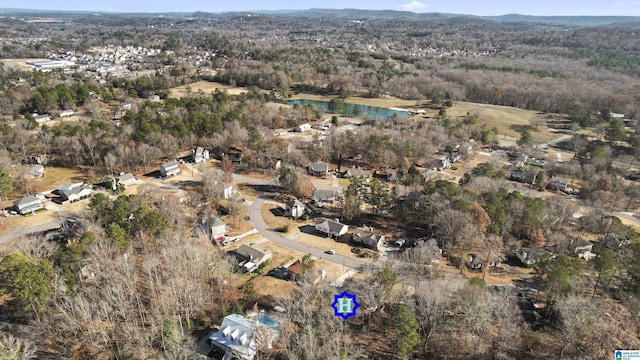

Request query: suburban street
[{"left": 248, "top": 194, "right": 368, "bottom": 270}]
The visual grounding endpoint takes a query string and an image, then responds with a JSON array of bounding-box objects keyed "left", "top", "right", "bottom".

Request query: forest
[{"left": 0, "top": 9, "right": 640, "bottom": 360}]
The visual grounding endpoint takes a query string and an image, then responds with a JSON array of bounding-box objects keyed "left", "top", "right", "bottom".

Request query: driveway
[{"left": 248, "top": 194, "right": 367, "bottom": 270}]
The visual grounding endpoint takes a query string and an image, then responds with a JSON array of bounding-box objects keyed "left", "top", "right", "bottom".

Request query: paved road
[
  {"left": 0, "top": 220, "right": 61, "bottom": 245},
  {"left": 248, "top": 194, "right": 368, "bottom": 270}
]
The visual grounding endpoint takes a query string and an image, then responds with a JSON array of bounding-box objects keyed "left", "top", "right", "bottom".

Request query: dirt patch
[
  {"left": 251, "top": 276, "right": 299, "bottom": 298},
  {"left": 168, "top": 81, "right": 249, "bottom": 98}
]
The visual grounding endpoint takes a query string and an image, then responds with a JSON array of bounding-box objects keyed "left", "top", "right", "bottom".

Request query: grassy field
[
  {"left": 448, "top": 101, "right": 561, "bottom": 143},
  {"left": 168, "top": 81, "right": 249, "bottom": 98},
  {"left": 34, "top": 167, "right": 86, "bottom": 193}
]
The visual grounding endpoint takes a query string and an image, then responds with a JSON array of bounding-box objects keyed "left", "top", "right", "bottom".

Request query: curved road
[{"left": 248, "top": 194, "right": 367, "bottom": 270}]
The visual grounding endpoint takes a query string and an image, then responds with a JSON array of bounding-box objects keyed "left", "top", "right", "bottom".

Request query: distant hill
[{"left": 2, "top": 7, "right": 640, "bottom": 27}]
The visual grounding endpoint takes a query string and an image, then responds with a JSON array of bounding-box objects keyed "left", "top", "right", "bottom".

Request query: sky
[{"left": 3, "top": 0, "right": 640, "bottom": 16}]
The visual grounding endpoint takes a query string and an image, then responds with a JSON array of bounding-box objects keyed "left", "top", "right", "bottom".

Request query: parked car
[
  {"left": 325, "top": 249, "right": 335, "bottom": 255},
  {"left": 394, "top": 238, "right": 406, "bottom": 247}
]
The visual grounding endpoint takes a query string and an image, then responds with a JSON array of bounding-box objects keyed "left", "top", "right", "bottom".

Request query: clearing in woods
[{"left": 168, "top": 81, "right": 249, "bottom": 98}]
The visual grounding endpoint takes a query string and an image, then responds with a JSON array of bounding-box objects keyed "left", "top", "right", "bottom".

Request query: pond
[{"left": 276, "top": 99, "right": 410, "bottom": 120}]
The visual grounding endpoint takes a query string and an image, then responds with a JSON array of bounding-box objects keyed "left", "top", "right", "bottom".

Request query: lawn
[
  {"left": 168, "top": 81, "right": 249, "bottom": 98},
  {"left": 34, "top": 167, "right": 86, "bottom": 193},
  {"left": 447, "top": 101, "right": 561, "bottom": 143},
  {"left": 261, "top": 204, "right": 298, "bottom": 235}
]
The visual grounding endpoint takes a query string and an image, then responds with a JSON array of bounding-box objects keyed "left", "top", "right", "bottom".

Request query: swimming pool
[{"left": 258, "top": 314, "right": 279, "bottom": 329}]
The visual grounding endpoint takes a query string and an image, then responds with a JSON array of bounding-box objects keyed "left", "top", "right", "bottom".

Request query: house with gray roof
[
  {"left": 59, "top": 184, "right": 94, "bottom": 203},
  {"left": 117, "top": 173, "right": 139, "bottom": 187},
  {"left": 209, "top": 314, "right": 279, "bottom": 360},
  {"left": 341, "top": 167, "right": 371, "bottom": 180},
  {"left": 315, "top": 218, "right": 348, "bottom": 238},
  {"left": 160, "top": 161, "right": 180, "bottom": 177},
  {"left": 313, "top": 188, "right": 340, "bottom": 204},
  {"left": 308, "top": 162, "right": 329, "bottom": 177},
  {"left": 547, "top": 177, "right": 568, "bottom": 192},
  {"left": 14, "top": 195, "right": 44, "bottom": 215},
  {"left": 352, "top": 227, "right": 385, "bottom": 251},
  {"left": 26, "top": 164, "right": 44, "bottom": 178},
  {"left": 516, "top": 248, "right": 552, "bottom": 267},
  {"left": 236, "top": 244, "right": 272, "bottom": 273}
]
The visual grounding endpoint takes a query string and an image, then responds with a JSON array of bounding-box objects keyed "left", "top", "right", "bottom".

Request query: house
[
  {"left": 547, "top": 177, "right": 568, "bottom": 192},
  {"left": 375, "top": 169, "right": 402, "bottom": 183},
  {"left": 273, "top": 128, "right": 288, "bottom": 136},
  {"left": 593, "top": 233, "right": 628, "bottom": 254},
  {"left": 352, "top": 227, "right": 385, "bottom": 251},
  {"left": 312, "top": 123, "right": 331, "bottom": 131},
  {"left": 224, "top": 184, "right": 236, "bottom": 200},
  {"left": 208, "top": 216, "right": 227, "bottom": 242},
  {"left": 117, "top": 173, "right": 139, "bottom": 187},
  {"left": 315, "top": 218, "right": 348, "bottom": 238},
  {"left": 516, "top": 248, "right": 551, "bottom": 267},
  {"left": 287, "top": 260, "right": 325, "bottom": 284},
  {"left": 13, "top": 195, "right": 44, "bottom": 215},
  {"left": 26, "top": 164, "right": 44, "bottom": 178},
  {"left": 308, "top": 162, "right": 329, "bottom": 177},
  {"left": 467, "top": 253, "right": 501, "bottom": 270},
  {"left": 526, "top": 158, "right": 547, "bottom": 167},
  {"left": 236, "top": 244, "right": 273, "bottom": 273},
  {"left": 160, "top": 161, "right": 180, "bottom": 177},
  {"left": 190, "top": 147, "right": 210, "bottom": 163},
  {"left": 209, "top": 314, "right": 279, "bottom": 360},
  {"left": 313, "top": 188, "right": 339, "bottom": 204},
  {"left": 34, "top": 114, "right": 52, "bottom": 123},
  {"left": 59, "top": 184, "right": 94, "bottom": 203},
  {"left": 284, "top": 199, "right": 306, "bottom": 218},
  {"left": 228, "top": 147, "right": 243, "bottom": 163},
  {"left": 421, "top": 170, "right": 438, "bottom": 183},
  {"left": 510, "top": 171, "right": 528, "bottom": 183},
  {"left": 341, "top": 167, "right": 371, "bottom": 180},
  {"left": 59, "top": 109, "right": 74, "bottom": 117},
  {"left": 572, "top": 238, "right": 594, "bottom": 259},
  {"left": 433, "top": 155, "right": 451, "bottom": 171},
  {"left": 294, "top": 123, "right": 311, "bottom": 132}
]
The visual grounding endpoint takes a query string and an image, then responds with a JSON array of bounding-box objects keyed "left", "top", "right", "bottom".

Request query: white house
[
  {"left": 60, "top": 184, "right": 94, "bottom": 202},
  {"left": 13, "top": 195, "right": 44, "bottom": 215},
  {"left": 223, "top": 184, "right": 236, "bottom": 200},
  {"left": 294, "top": 123, "right": 311, "bottom": 132},
  {"left": 209, "top": 314, "right": 279, "bottom": 360},
  {"left": 160, "top": 161, "right": 180, "bottom": 177},
  {"left": 210, "top": 217, "right": 227, "bottom": 242},
  {"left": 285, "top": 199, "right": 306, "bottom": 218},
  {"left": 33, "top": 114, "right": 52, "bottom": 123},
  {"left": 117, "top": 173, "right": 139, "bottom": 187},
  {"left": 60, "top": 109, "right": 75, "bottom": 117},
  {"left": 190, "top": 147, "right": 210, "bottom": 163},
  {"left": 315, "top": 218, "right": 348, "bottom": 238}
]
